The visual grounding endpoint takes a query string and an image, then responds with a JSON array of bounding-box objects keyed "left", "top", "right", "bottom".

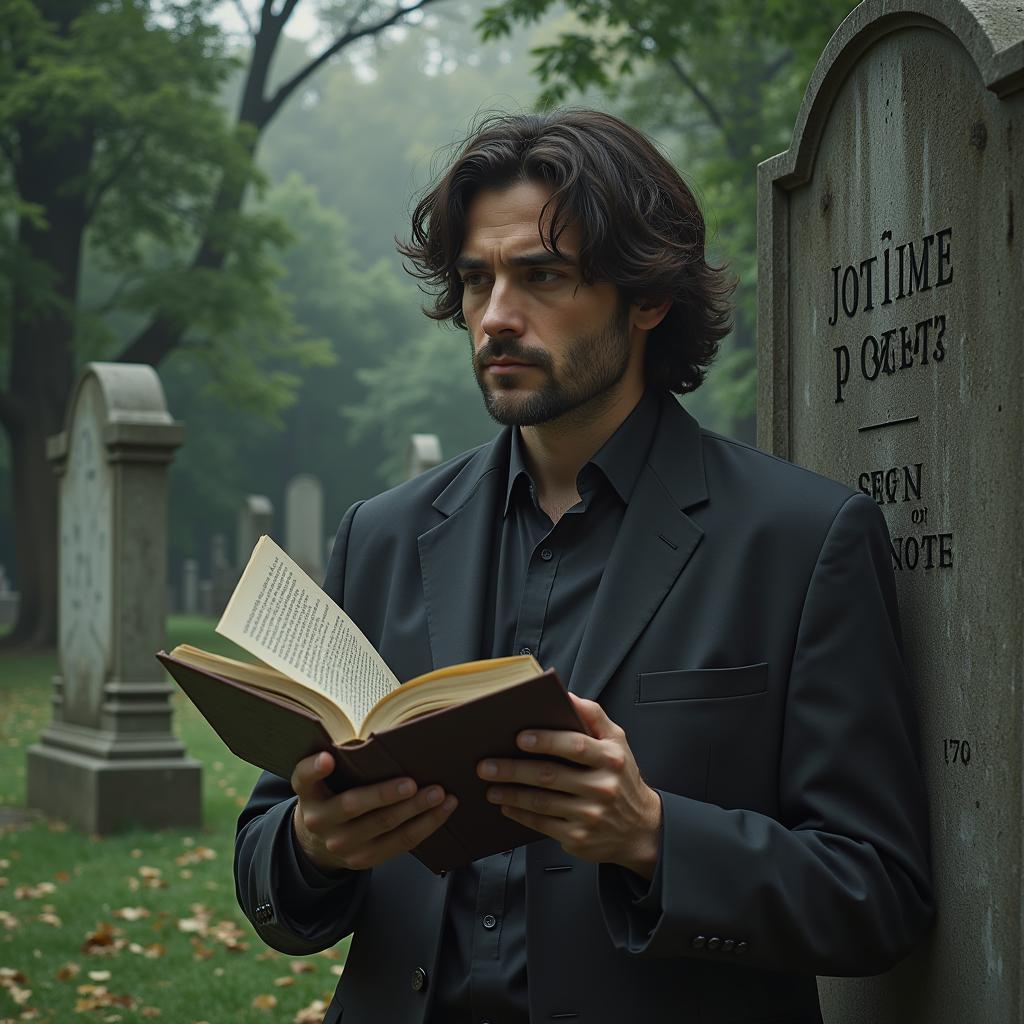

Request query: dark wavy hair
[{"left": 397, "top": 108, "right": 734, "bottom": 395}]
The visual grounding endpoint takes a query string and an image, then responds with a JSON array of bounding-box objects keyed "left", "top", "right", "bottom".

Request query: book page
[{"left": 216, "top": 535, "right": 399, "bottom": 729}]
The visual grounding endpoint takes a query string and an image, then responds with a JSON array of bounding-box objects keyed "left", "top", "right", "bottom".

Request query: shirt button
[
  {"left": 540, "top": 548, "right": 553, "bottom": 560},
  {"left": 482, "top": 914, "right": 497, "bottom": 929},
  {"left": 691, "top": 935, "right": 706, "bottom": 950},
  {"left": 410, "top": 967, "right": 428, "bottom": 992},
  {"left": 735, "top": 941, "right": 748, "bottom": 955},
  {"left": 707, "top": 937, "right": 721, "bottom": 951},
  {"left": 722, "top": 939, "right": 735, "bottom": 953},
  {"left": 519, "top": 647, "right": 531, "bottom": 656}
]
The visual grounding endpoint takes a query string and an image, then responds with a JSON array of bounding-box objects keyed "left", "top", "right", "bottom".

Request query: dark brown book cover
[{"left": 157, "top": 652, "right": 584, "bottom": 873}]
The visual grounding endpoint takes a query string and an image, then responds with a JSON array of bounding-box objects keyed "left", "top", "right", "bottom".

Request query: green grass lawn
[{"left": 0, "top": 617, "right": 348, "bottom": 1024}]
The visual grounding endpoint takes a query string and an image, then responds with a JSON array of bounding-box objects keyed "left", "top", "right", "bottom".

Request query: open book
[{"left": 158, "top": 536, "right": 582, "bottom": 872}]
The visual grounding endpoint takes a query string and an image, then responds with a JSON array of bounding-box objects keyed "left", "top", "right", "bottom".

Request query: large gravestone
[
  {"left": 758, "top": 2, "right": 1023, "bottom": 1020},
  {"left": 26, "top": 363, "right": 201, "bottom": 833},
  {"left": 285, "top": 474, "right": 324, "bottom": 581}
]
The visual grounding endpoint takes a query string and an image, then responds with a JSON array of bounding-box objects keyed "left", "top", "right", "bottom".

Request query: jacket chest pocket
[
  {"left": 635, "top": 661, "right": 768, "bottom": 703},
  {"left": 627, "top": 663, "right": 770, "bottom": 801}
]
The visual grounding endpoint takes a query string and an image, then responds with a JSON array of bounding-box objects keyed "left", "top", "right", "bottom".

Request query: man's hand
[
  {"left": 291, "top": 752, "right": 458, "bottom": 873},
  {"left": 476, "top": 694, "right": 662, "bottom": 879}
]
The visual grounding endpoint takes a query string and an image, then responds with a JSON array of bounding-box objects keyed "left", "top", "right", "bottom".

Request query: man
[{"left": 235, "top": 109, "right": 933, "bottom": 1024}]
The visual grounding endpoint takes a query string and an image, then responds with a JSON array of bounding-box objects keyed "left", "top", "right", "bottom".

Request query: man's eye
[
  {"left": 461, "top": 273, "right": 488, "bottom": 288},
  {"left": 528, "top": 270, "right": 559, "bottom": 284}
]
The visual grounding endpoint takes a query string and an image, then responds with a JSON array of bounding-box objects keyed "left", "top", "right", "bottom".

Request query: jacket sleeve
[
  {"left": 597, "top": 492, "right": 934, "bottom": 975},
  {"left": 233, "top": 500, "right": 371, "bottom": 955}
]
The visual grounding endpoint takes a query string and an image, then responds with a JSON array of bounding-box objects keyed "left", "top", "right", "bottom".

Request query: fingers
[
  {"left": 339, "top": 785, "right": 447, "bottom": 847},
  {"left": 332, "top": 793, "right": 459, "bottom": 871}
]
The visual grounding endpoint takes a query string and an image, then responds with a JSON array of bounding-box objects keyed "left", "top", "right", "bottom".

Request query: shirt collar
[{"left": 503, "top": 389, "right": 660, "bottom": 516}]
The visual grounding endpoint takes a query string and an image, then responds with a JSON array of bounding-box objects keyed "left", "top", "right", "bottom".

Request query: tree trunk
[{"left": 2, "top": 116, "right": 91, "bottom": 650}]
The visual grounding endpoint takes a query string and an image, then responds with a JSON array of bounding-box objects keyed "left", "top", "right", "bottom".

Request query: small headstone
[
  {"left": 758, "top": 3, "right": 1023, "bottom": 1020},
  {"left": 182, "top": 558, "right": 199, "bottom": 616},
  {"left": 406, "top": 434, "right": 442, "bottom": 480},
  {"left": 237, "top": 495, "right": 273, "bottom": 570},
  {"left": 285, "top": 474, "right": 325, "bottom": 581},
  {"left": 27, "top": 362, "right": 201, "bottom": 833}
]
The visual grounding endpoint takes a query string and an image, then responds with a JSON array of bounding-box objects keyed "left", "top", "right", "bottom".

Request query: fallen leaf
[
  {"left": 294, "top": 999, "right": 330, "bottom": 1024},
  {"left": 88, "top": 971, "right": 112, "bottom": 982},
  {"left": 251, "top": 994, "right": 277, "bottom": 1010},
  {"left": 290, "top": 961, "right": 315, "bottom": 975},
  {"left": 57, "top": 962, "right": 81, "bottom": 980},
  {"left": 13, "top": 882, "right": 56, "bottom": 900},
  {"left": 273, "top": 976, "right": 295, "bottom": 987},
  {"left": 113, "top": 907, "right": 149, "bottom": 922}
]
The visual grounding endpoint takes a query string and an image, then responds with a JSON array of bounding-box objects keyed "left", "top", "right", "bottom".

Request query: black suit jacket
[{"left": 235, "top": 395, "right": 933, "bottom": 1024}]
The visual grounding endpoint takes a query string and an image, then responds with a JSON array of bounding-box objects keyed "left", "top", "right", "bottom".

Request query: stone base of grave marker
[
  {"left": 27, "top": 673, "right": 202, "bottom": 833},
  {"left": 27, "top": 742, "right": 201, "bottom": 834}
]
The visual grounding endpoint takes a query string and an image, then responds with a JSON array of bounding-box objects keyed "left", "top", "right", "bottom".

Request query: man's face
[{"left": 457, "top": 180, "right": 640, "bottom": 427}]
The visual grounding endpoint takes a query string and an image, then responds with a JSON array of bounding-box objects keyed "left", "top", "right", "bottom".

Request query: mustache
[{"left": 475, "top": 337, "right": 553, "bottom": 370}]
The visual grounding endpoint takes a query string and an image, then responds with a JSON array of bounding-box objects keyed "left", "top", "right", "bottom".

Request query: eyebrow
[{"left": 454, "top": 250, "right": 577, "bottom": 272}]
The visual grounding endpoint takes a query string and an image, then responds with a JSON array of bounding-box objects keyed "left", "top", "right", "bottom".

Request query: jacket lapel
[
  {"left": 567, "top": 397, "right": 708, "bottom": 702},
  {"left": 417, "top": 430, "right": 510, "bottom": 671}
]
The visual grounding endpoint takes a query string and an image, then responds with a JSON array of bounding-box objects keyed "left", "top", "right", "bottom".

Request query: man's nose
[{"left": 480, "top": 280, "right": 525, "bottom": 337}]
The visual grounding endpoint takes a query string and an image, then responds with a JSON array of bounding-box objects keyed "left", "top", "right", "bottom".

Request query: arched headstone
[
  {"left": 27, "top": 363, "right": 201, "bottom": 833},
  {"left": 758, "top": 3, "right": 1023, "bottom": 1019}
]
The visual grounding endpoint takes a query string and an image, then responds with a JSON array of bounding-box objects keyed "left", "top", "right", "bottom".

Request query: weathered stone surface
[
  {"left": 27, "top": 362, "right": 201, "bottom": 834},
  {"left": 285, "top": 474, "right": 325, "bottom": 582},
  {"left": 758, "top": 2, "right": 1023, "bottom": 1019}
]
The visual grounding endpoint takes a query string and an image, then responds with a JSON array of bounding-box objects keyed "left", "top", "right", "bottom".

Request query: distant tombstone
[
  {"left": 182, "top": 558, "right": 199, "bottom": 615},
  {"left": 758, "top": 3, "right": 1023, "bottom": 1021},
  {"left": 27, "top": 363, "right": 201, "bottom": 833},
  {"left": 406, "top": 433, "right": 442, "bottom": 480},
  {"left": 285, "top": 474, "right": 324, "bottom": 581},
  {"left": 209, "top": 532, "right": 236, "bottom": 614},
  {"left": 237, "top": 495, "right": 273, "bottom": 570},
  {"left": 0, "top": 565, "right": 17, "bottom": 629}
]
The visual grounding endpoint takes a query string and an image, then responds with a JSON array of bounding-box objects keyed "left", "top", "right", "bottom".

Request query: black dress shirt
[{"left": 429, "top": 389, "right": 660, "bottom": 1024}]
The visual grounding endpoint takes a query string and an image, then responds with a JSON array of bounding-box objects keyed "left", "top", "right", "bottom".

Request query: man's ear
[{"left": 632, "top": 297, "right": 672, "bottom": 332}]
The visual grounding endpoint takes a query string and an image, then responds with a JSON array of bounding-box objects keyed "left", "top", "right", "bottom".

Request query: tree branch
[
  {"left": 264, "top": 0, "right": 446, "bottom": 122},
  {"left": 84, "top": 132, "right": 147, "bottom": 223},
  {"left": 760, "top": 47, "right": 794, "bottom": 84},
  {"left": 662, "top": 52, "right": 743, "bottom": 161},
  {"left": 232, "top": 0, "right": 255, "bottom": 35}
]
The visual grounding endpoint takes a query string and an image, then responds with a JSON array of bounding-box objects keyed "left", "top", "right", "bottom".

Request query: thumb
[
  {"left": 568, "top": 693, "right": 614, "bottom": 739},
  {"left": 290, "top": 750, "right": 335, "bottom": 798}
]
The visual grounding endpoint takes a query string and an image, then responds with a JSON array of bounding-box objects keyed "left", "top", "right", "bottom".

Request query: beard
[{"left": 471, "top": 304, "right": 633, "bottom": 427}]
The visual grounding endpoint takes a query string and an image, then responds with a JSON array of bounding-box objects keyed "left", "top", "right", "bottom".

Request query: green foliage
[
  {"left": 345, "top": 326, "right": 497, "bottom": 485},
  {"left": 0, "top": 0, "right": 310, "bottom": 403}
]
